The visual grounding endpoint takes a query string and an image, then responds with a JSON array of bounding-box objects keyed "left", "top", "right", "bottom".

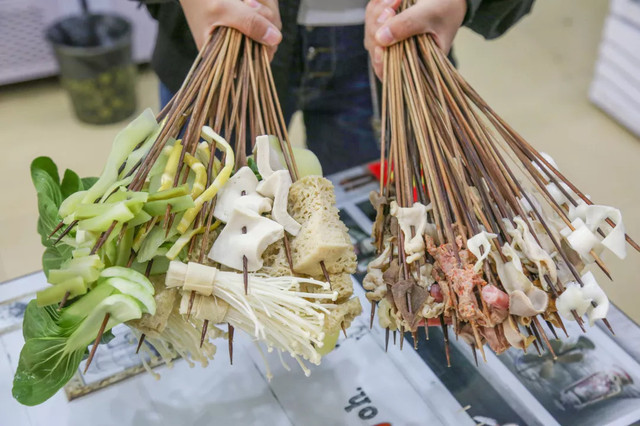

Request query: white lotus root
[
  {"left": 213, "top": 166, "right": 272, "bottom": 223},
  {"left": 208, "top": 207, "right": 284, "bottom": 271}
]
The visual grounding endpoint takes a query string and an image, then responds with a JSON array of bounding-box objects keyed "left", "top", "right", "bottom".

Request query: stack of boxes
[{"left": 590, "top": 0, "right": 640, "bottom": 137}]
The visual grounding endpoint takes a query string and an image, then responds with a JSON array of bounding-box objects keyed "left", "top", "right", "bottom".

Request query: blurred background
[{"left": 0, "top": 0, "right": 639, "bottom": 322}]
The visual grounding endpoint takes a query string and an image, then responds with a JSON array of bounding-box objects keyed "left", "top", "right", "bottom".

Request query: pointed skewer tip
[
  {"left": 369, "top": 301, "right": 376, "bottom": 330},
  {"left": 58, "top": 291, "right": 70, "bottom": 311},
  {"left": 136, "top": 334, "right": 146, "bottom": 354},
  {"left": 228, "top": 323, "right": 235, "bottom": 365},
  {"left": 200, "top": 320, "right": 209, "bottom": 348},
  {"left": 84, "top": 313, "right": 110, "bottom": 374},
  {"left": 385, "top": 327, "right": 390, "bottom": 352}
]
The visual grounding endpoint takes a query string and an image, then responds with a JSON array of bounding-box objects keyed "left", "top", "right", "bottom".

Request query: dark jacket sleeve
[
  {"left": 129, "top": 0, "right": 174, "bottom": 20},
  {"left": 463, "top": 0, "right": 535, "bottom": 39}
]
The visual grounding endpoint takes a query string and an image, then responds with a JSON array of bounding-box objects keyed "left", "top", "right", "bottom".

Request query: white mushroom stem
[{"left": 166, "top": 261, "right": 337, "bottom": 367}]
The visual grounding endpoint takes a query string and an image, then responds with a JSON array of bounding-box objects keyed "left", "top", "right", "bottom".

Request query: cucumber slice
[
  {"left": 74, "top": 203, "right": 113, "bottom": 220},
  {"left": 115, "top": 226, "right": 135, "bottom": 266},
  {"left": 48, "top": 255, "right": 104, "bottom": 285},
  {"left": 58, "top": 283, "right": 116, "bottom": 329},
  {"left": 131, "top": 256, "right": 170, "bottom": 276},
  {"left": 103, "top": 277, "right": 156, "bottom": 315},
  {"left": 36, "top": 277, "right": 87, "bottom": 307},
  {"left": 100, "top": 266, "right": 155, "bottom": 294},
  {"left": 129, "top": 210, "right": 152, "bottom": 227},
  {"left": 66, "top": 294, "right": 143, "bottom": 350},
  {"left": 78, "top": 203, "right": 134, "bottom": 232}
]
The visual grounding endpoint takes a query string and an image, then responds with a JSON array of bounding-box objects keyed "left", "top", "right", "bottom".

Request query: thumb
[
  {"left": 374, "top": 8, "right": 428, "bottom": 47},
  {"left": 225, "top": 1, "right": 282, "bottom": 46}
]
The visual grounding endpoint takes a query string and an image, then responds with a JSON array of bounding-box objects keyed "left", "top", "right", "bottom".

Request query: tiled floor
[{"left": 1, "top": 1, "right": 638, "bottom": 320}]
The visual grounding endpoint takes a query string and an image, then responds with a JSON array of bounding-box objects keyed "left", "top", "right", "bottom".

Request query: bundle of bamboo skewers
[
  {"left": 85, "top": 27, "right": 307, "bottom": 369},
  {"left": 15, "top": 24, "right": 363, "bottom": 406},
  {"left": 131, "top": 27, "right": 362, "bottom": 370},
  {"left": 364, "top": 0, "right": 638, "bottom": 365}
]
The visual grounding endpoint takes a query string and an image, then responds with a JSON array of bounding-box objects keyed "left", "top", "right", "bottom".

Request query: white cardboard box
[{"left": 589, "top": 4, "right": 640, "bottom": 137}]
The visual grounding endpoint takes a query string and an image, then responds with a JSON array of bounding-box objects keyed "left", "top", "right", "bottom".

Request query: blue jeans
[
  {"left": 159, "top": 25, "right": 378, "bottom": 175},
  {"left": 159, "top": 82, "right": 174, "bottom": 111},
  {"left": 282, "top": 25, "right": 379, "bottom": 175}
]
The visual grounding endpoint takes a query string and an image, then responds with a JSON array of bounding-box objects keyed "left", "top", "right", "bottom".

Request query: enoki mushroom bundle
[{"left": 364, "top": 0, "right": 638, "bottom": 364}]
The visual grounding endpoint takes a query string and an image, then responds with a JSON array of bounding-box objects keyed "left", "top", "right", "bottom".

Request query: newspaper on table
[{"left": 2, "top": 165, "right": 640, "bottom": 426}]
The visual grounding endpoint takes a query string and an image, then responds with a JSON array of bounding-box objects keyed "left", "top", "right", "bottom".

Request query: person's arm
[
  {"left": 464, "top": 0, "right": 534, "bottom": 40},
  {"left": 365, "top": 0, "right": 535, "bottom": 78}
]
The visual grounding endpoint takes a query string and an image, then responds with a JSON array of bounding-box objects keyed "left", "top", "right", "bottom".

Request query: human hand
[
  {"left": 365, "top": 0, "right": 467, "bottom": 79},
  {"left": 180, "top": 0, "right": 282, "bottom": 56}
]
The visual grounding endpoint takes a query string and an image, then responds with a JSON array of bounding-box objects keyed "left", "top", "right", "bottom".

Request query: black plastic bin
[{"left": 46, "top": 14, "right": 137, "bottom": 125}]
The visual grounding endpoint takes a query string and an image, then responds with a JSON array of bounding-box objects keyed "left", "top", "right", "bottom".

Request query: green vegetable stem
[{"left": 13, "top": 267, "right": 155, "bottom": 406}]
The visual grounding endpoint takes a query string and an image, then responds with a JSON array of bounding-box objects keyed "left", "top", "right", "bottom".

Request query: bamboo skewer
[
  {"left": 84, "top": 313, "right": 110, "bottom": 373},
  {"left": 228, "top": 323, "right": 235, "bottom": 365},
  {"left": 135, "top": 335, "right": 146, "bottom": 354}
]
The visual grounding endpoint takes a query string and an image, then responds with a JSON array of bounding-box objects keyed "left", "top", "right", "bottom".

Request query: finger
[
  {"left": 365, "top": 5, "right": 395, "bottom": 76},
  {"left": 266, "top": 45, "right": 277, "bottom": 61},
  {"left": 373, "top": 46, "right": 384, "bottom": 80},
  {"left": 376, "top": 7, "right": 396, "bottom": 25},
  {"left": 247, "top": 0, "right": 280, "bottom": 60},
  {"left": 221, "top": 0, "right": 282, "bottom": 46},
  {"left": 373, "top": 60, "right": 383, "bottom": 81},
  {"left": 367, "top": 0, "right": 402, "bottom": 15},
  {"left": 364, "top": 4, "right": 396, "bottom": 50},
  {"left": 261, "top": 0, "right": 281, "bottom": 18},
  {"left": 246, "top": 0, "right": 281, "bottom": 30},
  {"left": 365, "top": 0, "right": 401, "bottom": 31},
  {"left": 375, "top": 4, "right": 431, "bottom": 47}
]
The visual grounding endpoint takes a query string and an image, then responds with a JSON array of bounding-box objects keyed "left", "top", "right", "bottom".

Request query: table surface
[{"left": 2, "top": 167, "right": 640, "bottom": 426}]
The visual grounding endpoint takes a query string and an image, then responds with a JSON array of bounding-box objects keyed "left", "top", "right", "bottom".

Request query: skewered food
[
  {"left": 364, "top": 0, "right": 638, "bottom": 363},
  {"left": 14, "top": 25, "right": 361, "bottom": 406}
]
